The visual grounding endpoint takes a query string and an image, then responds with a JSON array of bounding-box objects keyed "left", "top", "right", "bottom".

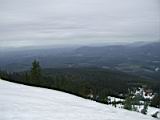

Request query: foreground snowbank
[{"left": 0, "top": 79, "right": 156, "bottom": 120}]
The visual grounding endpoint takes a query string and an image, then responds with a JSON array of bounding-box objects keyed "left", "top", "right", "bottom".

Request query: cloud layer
[{"left": 0, "top": 0, "right": 160, "bottom": 48}]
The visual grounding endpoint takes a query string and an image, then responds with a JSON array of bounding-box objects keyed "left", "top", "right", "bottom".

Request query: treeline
[{"left": 0, "top": 60, "right": 160, "bottom": 107}]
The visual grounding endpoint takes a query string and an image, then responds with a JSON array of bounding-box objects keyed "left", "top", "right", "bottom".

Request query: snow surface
[{"left": 0, "top": 79, "right": 156, "bottom": 120}]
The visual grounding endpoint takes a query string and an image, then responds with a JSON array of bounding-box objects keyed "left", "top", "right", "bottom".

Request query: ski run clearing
[{"left": 0, "top": 79, "right": 157, "bottom": 120}]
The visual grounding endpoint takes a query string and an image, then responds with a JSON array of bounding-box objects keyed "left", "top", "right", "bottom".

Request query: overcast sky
[{"left": 0, "top": 0, "right": 160, "bottom": 48}]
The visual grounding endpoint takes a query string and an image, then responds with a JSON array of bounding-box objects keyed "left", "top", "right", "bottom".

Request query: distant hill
[
  {"left": 0, "top": 41, "right": 160, "bottom": 80},
  {"left": 72, "top": 41, "right": 160, "bottom": 80}
]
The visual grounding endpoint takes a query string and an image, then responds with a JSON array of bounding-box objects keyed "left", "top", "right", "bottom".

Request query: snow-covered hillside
[{"left": 0, "top": 79, "right": 156, "bottom": 120}]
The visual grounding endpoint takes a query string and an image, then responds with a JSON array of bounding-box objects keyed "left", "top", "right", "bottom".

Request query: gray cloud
[{"left": 0, "top": 0, "right": 160, "bottom": 48}]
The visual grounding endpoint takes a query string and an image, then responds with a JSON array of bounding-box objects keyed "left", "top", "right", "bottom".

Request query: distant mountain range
[{"left": 0, "top": 41, "right": 160, "bottom": 80}]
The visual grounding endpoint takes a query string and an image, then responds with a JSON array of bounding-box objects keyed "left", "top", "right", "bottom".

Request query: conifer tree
[
  {"left": 141, "top": 102, "right": 148, "bottom": 115},
  {"left": 124, "top": 96, "right": 133, "bottom": 110},
  {"left": 30, "top": 60, "right": 42, "bottom": 84}
]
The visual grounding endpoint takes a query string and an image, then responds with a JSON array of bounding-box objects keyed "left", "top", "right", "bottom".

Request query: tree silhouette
[{"left": 30, "top": 60, "right": 42, "bottom": 83}]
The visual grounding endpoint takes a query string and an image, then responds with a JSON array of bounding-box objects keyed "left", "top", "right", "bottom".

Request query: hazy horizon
[{"left": 0, "top": 0, "right": 160, "bottom": 48}]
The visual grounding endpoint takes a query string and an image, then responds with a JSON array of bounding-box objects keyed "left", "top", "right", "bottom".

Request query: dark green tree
[
  {"left": 25, "top": 72, "right": 30, "bottom": 81},
  {"left": 124, "top": 96, "right": 133, "bottom": 110},
  {"left": 112, "top": 99, "right": 117, "bottom": 108},
  {"left": 30, "top": 60, "right": 42, "bottom": 84},
  {"left": 141, "top": 102, "right": 148, "bottom": 115},
  {"left": 151, "top": 93, "right": 160, "bottom": 108}
]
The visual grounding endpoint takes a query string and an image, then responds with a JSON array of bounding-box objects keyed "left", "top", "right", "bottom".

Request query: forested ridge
[{"left": 1, "top": 60, "right": 159, "bottom": 107}]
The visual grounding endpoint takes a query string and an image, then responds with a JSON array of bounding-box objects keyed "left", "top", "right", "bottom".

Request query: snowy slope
[{"left": 0, "top": 79, "right": 156, "bottom": 120}]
